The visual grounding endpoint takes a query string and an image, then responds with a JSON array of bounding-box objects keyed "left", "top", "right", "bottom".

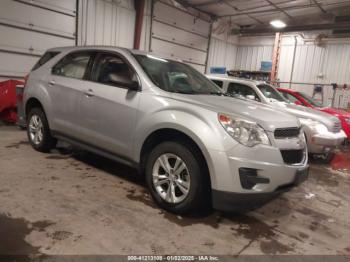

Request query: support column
[
  {"left": 134, "top": 0, "right": 145, "bottom": 50},
  {"left": 271, "top": 32, "right": 282, "bottom": 82}
]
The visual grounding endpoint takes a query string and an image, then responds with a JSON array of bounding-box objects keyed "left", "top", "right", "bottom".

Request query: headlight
[
  {"left": 345, "top": 117, "right": 350, "bottom": 124},
  {"left": 218, "top": 113, "right": 270, "bottom": 147},
  {"left": 299, "top": 118, "right": 328, "bottom": 134}
]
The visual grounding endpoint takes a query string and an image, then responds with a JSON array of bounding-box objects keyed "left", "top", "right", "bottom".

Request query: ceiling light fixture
[{"left": 270, "top": 20, "right": 287, "bottom": 28}]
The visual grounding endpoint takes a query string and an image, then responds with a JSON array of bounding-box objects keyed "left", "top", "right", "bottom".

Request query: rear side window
[
  {"left": 227, "top": 82, "right": 260, "bottom": 101},
  {"left": 32, "top": 51, "right": 60, "bottom": 71},
  {"left": 52, "top": 52, "right": 91, "bottom": 80},
  {"left": 281, "top": 92, "right": 298, "bottom": 103},
  {"left": 211, "top": 80, "right": 223, "bottom": 88}
]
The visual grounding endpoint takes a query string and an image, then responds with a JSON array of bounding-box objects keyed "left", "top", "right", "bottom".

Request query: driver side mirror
[{"left": 108, "top": 73, "right": 140, "bottom": 91}]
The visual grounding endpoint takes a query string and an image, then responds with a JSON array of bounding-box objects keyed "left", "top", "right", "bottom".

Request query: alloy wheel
[
  {"left": 152, "top": 153, "right": 191, "bottom": 204},
  {"left": 29, "top": 115, "right": 44, "bottom": 145}
]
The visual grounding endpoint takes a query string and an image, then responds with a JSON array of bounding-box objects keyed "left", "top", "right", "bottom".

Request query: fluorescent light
[{"left": 270, "top": 20, "right": 286, "bottom": 28}]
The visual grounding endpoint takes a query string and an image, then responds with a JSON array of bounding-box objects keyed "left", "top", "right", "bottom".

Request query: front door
[{"left": 79, "top": 52, "right": 140, "bottom": 159}]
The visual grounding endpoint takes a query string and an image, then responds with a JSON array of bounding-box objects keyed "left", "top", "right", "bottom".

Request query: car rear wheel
[
  {"left": 27, "top": 107, "right": 57, "bottom": 152},
  {"left": 145, "top": 141, "right": 209, "bottom": 214}
]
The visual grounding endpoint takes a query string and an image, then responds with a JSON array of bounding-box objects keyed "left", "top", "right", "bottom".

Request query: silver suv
[
  {"left": 207, "top": 75, "right": 346, "bottom": 162},
  {"left": 24, "top": 46, "right": 308, "bottom": 214}
]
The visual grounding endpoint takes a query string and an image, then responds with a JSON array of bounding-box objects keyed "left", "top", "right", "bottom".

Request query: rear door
[
  {"left": 49, "top": 51, "right": 95, "bottom": 137},
  {"left": 78, "top": 51, "right": 141, "bottom": 159}
]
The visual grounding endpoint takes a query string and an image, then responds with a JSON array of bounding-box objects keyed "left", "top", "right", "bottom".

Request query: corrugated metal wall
[
  {"left": 278, "top": 36, "right": 350, "bottom": 108},
  {"left": 235, "top": 37, "right": 274, "bottom": 71},
  {"left": 226, "top": 35, "right": 350, "bottom": 108},
  {"left": 207, "top": 35, "right": 238, "bottom": 73},
  {"left": 0, "top": 0, "right": 76, "bottom": 79},
  {"left": 77, "top": 0, "right": 135, "bottom": 48},
  {"left": 206, "top": 36, "right": 274, "bottom": 73}
]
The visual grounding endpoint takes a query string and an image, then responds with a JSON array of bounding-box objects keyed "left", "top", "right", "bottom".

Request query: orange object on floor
[{"left": 331, "top": 149, "right": 350, "bottom": 171}]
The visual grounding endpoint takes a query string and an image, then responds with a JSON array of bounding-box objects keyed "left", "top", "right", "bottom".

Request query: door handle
[
  {"left": 84, "top": 89, "right": 94, "bottom": 97},
  {"left": 48, "top": 80, "right": 55, "bottom": 86}
]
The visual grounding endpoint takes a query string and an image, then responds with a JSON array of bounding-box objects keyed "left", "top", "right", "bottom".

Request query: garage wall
[
  {"left": 231, "top": 35, "right": 350, "bottom": 108},
  {"left": 0, "top": 0, "right": 76, "bottom": 80},
  {"left": 207, "top": 33, "right": 238, "bottom": 73},
  {"left": 77, "top": 0, "right": 135, "bottom": 48},
  {"left": 149, "top": 0, "right": 211, "bottom": 73},
  {"left": 278, "top": 36, "right": 350, "bottom": 108},
  {"left": 235, "top": 37, "right": 274, "bottom": 71}
]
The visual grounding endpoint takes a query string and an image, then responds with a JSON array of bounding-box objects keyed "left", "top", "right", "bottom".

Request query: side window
[
  {"left": 32, "top": 51, "right": 60, "bottom": 71},
  {"left": 52, "top": 52, "right": 91, "bottom": 79},
  {"left": 92, "top": 53, "right": 137, "bottom": 88},
  {"left": 227, "top": 83, "right": 260, "bottom": 101},
  {"left": 211, "top": 80, "right": 223, "bottom": 88},
  {"left": 283, "top": 92, "right": 298, "bottom": 103}
]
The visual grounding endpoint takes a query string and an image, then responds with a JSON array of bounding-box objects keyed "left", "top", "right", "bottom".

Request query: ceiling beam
[
  {"left": 311, "top": 0, "right": 328, "bottom": 14},
  {"left": 222, "top": 0, "right": 264, "bottom": 24},
  {"left": 264, "top": 0, "right": 293, "bottom": 19},
  {"left": 174, "top": 0, "right": 217, "bottom": 19},
  {"left": 238, "top": 21, "right": 350, "bottom": 35},
  {"left": 191, "top": 0, "right": 222, "bottom": 7},
  {"left": 219, "top": 1, "right": 350, "bottom": 18}
]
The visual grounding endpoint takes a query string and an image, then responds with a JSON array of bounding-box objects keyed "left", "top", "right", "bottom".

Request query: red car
[{"left": 278, "top": 88, "right": 350, "bottom": 139}]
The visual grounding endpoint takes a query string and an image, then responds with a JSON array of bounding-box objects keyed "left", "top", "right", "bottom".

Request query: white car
[{"left": 207, "top": 75, "right": 346, "bottom": 161}]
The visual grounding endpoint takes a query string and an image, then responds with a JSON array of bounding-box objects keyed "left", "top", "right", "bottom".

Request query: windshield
[
  {"left": 298, "top": 92, "right": 323, "bottom": 107},
  {"left": 134, "top": 54, "right": 222, "bottom": 94},
  {"left": 257, "top": 84, "right": 288, "bottom": 102}
]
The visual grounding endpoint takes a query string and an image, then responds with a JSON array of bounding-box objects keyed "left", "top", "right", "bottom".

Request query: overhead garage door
[
  {"left": 0, "top": 0, "right": 76, "bottom": 80},
  {"left": 150, "top": 1, "right": 211, "bottom": 73}
]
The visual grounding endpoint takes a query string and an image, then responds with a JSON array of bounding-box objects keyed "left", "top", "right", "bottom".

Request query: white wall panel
[
  {"left": 0, "top": 52, "right": 40, "bottom": 77},
  {"left": 207, "top": 37, "right": 237, "bottom": 72},
  {"left": 78, "top": 0, "right": 135, "bottom": 48},
  {"left": 0, "top": 0, "right": 76, "bottom": 78},
  {"left": 0, "top": 0, "right": 76, "bottom": 38},
  {"left": 153, "top": 1, "right": 210, "bottom": 37},
  {"left": 278, "top": 37, "right": 350, "bottom": 108},
  {"left": 152, "top": 21, "right": 208, "bottom": 51},
  {"left": 235, "top": 45, "right": 273, "bottom": 71},
  {"left": 150, "top": 0, "right": 210, "bottom": 72}
]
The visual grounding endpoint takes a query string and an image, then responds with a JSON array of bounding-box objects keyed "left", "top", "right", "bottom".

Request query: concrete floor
[{"left": 0, "top": 124, "right": 350, "bottom": 256}]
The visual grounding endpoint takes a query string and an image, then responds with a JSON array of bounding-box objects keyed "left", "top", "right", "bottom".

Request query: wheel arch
[
  {"left": 25, "top": 97, "right": 45, "bottom": 119},
  {"left": 139, "top": 128, "right": 213, "bottom": 189}
]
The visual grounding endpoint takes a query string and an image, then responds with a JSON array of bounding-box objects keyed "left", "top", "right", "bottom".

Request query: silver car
[
  {"left": 24, "top": 46, "right": 308, "bottom": 213},
  {"left": 207, "top": 75, "right": 346, "bottom": 162}
]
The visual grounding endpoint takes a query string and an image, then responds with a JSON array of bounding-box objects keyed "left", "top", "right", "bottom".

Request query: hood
[
  {"left": 271, "top": 102, "right": 340, "bottom": 129},
  {"left": 172, "top": 94, "right": 300, "bottom": 132},
  {"left": 320, "top": 107, "right": 350, "bottom": 118}
]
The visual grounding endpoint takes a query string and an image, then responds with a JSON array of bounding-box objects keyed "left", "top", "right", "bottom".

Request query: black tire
[
  {"left": 145, "top": 141, "right": 210, "bottom": 214},
  {"left": 27, "top": 107, "right": 57, "bottom": 152},
  {"left": 323, "top": 152, "right": 335, "bottom": 164}
]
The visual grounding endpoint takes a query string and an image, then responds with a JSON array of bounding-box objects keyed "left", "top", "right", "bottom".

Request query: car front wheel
[{"left": 145, "top": 141, "right": 209, "bottom": 214}]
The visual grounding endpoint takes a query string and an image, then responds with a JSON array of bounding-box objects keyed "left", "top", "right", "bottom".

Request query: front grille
[
  {"left": 274, "top": 127, "right": 300, "bottom": 139},
  {"left": 281, "top": 150, "right": 304, "bottom": 165},
  {"left": 331, "top": 121, "right": 342, "bottom": 133}
]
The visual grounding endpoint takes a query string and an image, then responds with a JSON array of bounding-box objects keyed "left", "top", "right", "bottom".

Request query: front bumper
[
  {"left": 207, "top": 141, "right": 308, "bottom": 212},
  {"left": 308, "top": 130, "right": 346, "bottom": 154},
  {"left": 212, "top": 167, "right": 309, "bottom": 212}
]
